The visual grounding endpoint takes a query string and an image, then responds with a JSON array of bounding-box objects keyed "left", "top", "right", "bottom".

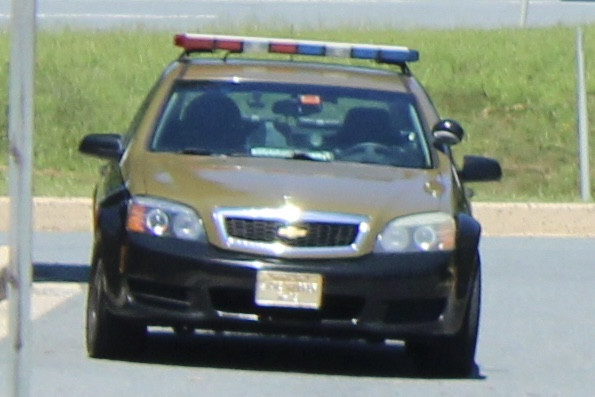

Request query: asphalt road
[
  {"left": 1, "top": 0, "right": 595, "bottom": 30},
  {"left": 1, "top": 235, "right": 595, "bottom": 396}
]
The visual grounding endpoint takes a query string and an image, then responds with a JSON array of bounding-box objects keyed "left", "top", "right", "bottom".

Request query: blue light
[
  {"left": 351, "top": 47, "right": 379, "bottom": 60},
  {"left": 297, "top": 44, "right": 326, "bottom": 56},
  {"left": 379, "top": 49, "right": 420, "bottom": 63}
]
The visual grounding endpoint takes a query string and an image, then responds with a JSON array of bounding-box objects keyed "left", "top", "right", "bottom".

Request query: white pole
[
  {"left": 7, "top": 0, "right": 36, "bottom": 396},
  {"left": 520, "top": 0, "right": 529, "bottom": 28},
  {"left": 576, "top": 27, "right": 591, "bottom": 202}
]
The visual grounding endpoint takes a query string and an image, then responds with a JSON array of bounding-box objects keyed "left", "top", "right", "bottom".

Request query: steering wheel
[{"left": 341, "top": 142, "right": 392, "bottom": 159}]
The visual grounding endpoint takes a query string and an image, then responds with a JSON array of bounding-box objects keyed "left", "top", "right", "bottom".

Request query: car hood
[{"left": 131, "top": 154, "right": 453, "bottom": 245}]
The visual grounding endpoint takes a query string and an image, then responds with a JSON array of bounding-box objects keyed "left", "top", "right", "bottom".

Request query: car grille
[
  {"left": 224, "top": 218, "right": 359, "bottom": 247},
  {"left": 213, "top": 207, "right": 371, "bottom": 258}
]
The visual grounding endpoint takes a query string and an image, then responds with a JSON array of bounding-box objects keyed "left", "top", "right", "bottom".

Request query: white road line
[
  {"left": 0, "top": 13, "right": 216, "bottom": 20},
  {"left": 43, "top": 0, "right": 560, "bottom": 3}
]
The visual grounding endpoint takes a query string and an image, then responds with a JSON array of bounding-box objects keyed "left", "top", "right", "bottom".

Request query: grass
[{"left": 0, "top": 26, "right": 594, "bottom": 201}]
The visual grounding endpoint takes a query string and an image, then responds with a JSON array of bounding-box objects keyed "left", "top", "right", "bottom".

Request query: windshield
[{"left": 151, "top": 81, "right": 432, "bottom": 168}]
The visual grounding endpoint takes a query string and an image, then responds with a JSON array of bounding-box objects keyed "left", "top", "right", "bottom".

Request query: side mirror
[
  {"left": 432, "top": 119, "right": 464, "bottom": 147},
  {"left": 79, "top": 133, "right": 124, "bottom": 160},
  {"left": 459, "top": 155, "right": 502, "bottom": 183}
]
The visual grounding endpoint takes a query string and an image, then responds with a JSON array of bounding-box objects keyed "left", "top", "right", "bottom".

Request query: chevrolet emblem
[{"left": 277, "top": 225, "right": 308, "bottom": 240}]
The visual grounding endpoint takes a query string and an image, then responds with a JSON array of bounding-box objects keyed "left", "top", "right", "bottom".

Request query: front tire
[
  {"left": 406, "top": 262, "right": 481, "bottom": 377},
  {"left": 86, "top": 257, "right": 147, "bottom": 359}
]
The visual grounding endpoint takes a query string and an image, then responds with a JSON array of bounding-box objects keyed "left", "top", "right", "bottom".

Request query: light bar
[{"left": 174, "top": 33, "right": 419, "bottom": 64}]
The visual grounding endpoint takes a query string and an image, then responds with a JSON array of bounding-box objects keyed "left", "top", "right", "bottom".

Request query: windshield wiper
[
  {"left": 290, "top": 152, "right": 330, "bottom": 162},
  {"left": 247, "top": 147, "right": 334, "bottom": 162},
  {"left": 291, "top": 151, "right": 334, "bottom": 162},
  {"left": 178, "top": 147, "right": 213, "bottom": 155},
  {"left": 178, "top": 148, "right": 253, "bottom": 158}
]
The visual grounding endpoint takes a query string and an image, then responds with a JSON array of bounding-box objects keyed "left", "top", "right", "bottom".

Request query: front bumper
[{"left": 103, "top": 233, "right": 469, "bottom": 340}]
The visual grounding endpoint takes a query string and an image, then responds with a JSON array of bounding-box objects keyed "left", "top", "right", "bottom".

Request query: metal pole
[
  {"left": 520, "top": 0, "right": 529, "bottom": 28},
  {"left": 576, "top": 27, "right": 591, "bottom": 202},
  {"left": 7, "top": 0, "right": 37, "bottom": 396}
]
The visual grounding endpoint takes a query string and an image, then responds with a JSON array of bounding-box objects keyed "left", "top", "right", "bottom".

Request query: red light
[
  {"left": 270, "top": 43, "right": 298, "bottom": 54},
  {"left": 174, "top": 34, "right": 215, "bottom": 51},
  {"left": 216, "top": 40, "right": 243, "bottom": 52},
  {"left": 174, "top": 34, "right": 244, "bottom": 53}
]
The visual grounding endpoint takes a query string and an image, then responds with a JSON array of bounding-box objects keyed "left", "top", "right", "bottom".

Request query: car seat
[
  {"left": 180, "top": 92, "right": 244, "bottom": 151},
  {"left": 336, "top": 106, "right": 398, "bottom": 149}
]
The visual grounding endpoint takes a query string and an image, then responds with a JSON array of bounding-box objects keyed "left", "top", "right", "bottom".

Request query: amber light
[
  {"left": 300, "top": 95, "right": 321, "bottom": 105},
  {"left": 127, "top": 204, "right": 147, "bottom": 233}
]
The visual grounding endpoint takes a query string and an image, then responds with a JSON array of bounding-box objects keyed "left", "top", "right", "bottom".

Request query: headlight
[
  {"left": 375, "top": 212, "right": 455, "bottom": 253},
  {"left": 127, "top": 196, "right": 206, "bottom": 241}
]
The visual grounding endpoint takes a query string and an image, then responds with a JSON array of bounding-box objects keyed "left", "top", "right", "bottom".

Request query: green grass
[{"left": 0, "top": 26, "right": 594, "bottom": 201}]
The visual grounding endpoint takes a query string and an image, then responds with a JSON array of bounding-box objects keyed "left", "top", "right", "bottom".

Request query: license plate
[{"left": 255, "top": 270, "right": 323, "bottom": 309}]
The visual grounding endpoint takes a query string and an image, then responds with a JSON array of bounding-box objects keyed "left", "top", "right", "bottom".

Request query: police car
[{"left": 80, "top": 33, "right": 501, "bottom": 376}]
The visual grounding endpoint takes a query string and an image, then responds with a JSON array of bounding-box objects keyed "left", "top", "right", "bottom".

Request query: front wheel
[
  {"left": 86, "top": 257, "right": 147, "bottom": 359},
  {"left": 406, "top": 262, "right": 481, "bottom": 377}
]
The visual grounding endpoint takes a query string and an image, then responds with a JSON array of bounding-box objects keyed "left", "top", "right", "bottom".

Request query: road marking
[
  {"left": 36, "top": 13, "right": 216, "bottom": 20},
  {"left": 0, "top": 13, "right": 216, "bottom": 20}
]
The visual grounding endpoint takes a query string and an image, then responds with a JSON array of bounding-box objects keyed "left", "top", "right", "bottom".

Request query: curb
[
  {"left": 473, "top": 202, "right": 595, "bottom": 237},
  {"left": 0, "top": 199, "right": 593, "bottom": 301},
  {"left": 0, "top": 197, "right": 92, "bottom": 232},
  {"left": 0, "top": 197, "right": 594, "bottom": 235}
]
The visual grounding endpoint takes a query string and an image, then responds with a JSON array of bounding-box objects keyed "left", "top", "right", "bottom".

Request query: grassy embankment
[{"left": 0, "top": 26, "right": 594, "bottom": 201}]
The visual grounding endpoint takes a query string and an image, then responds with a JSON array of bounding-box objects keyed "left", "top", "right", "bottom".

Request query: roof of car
[{"left": 175, "top": 58, "right": 414, "bottom": 93}]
